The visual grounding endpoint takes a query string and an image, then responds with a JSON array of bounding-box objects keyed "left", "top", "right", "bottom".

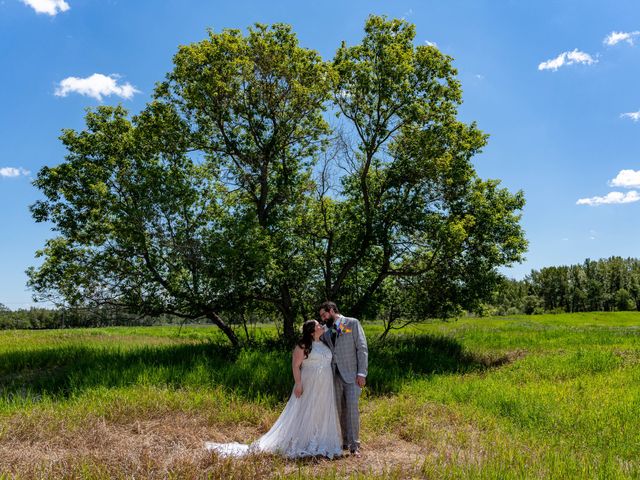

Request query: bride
[{"left": 205, "top": 319, "right": 343, "bottom": 458}]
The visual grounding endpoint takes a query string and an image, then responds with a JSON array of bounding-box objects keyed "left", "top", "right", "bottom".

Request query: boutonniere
[{"left": 333, "top": 324, "right": 351, "bottom": 336}]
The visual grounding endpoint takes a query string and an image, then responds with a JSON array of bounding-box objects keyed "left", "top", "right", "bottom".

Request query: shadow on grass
[{"left": 0, "top": 335, "right": 518, "bottom": 404}]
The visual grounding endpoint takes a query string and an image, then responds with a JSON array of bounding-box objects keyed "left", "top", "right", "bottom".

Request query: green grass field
[{"left": 1, "top": 313, "right": 639, "bottom": 479}]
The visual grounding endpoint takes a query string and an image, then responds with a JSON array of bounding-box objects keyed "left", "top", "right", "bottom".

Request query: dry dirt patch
[{"left": 0, "top": 411, "right": 442, "bottom": 478}]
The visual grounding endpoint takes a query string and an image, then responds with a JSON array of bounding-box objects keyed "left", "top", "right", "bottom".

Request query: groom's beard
[{"left": 324, "top": 318, "right": 335, "bottom": 328}]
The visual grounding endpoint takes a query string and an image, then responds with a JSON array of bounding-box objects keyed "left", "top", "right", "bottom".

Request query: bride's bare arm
[{"left": 292, "top": 346, "right": 304, "bottom": 397}]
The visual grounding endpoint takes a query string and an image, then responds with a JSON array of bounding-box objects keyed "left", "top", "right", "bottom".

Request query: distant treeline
[
  {"left": 3, "top": 256, "right": 640, "bottom": 329},
  {"left": 491, "top": 257, "right": 640, "bottom": 315},
  {"left": 0, "top": 305, "right": 189, "bottom": 330}
]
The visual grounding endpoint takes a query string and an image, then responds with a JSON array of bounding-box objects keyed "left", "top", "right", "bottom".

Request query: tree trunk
[
  {"left": 379, "top": 322, "right": 392, "bottom": 341},
  {"left": 206, "top": 311, "right": 240, "bottom": 348},
  {"left": 278, "top": 284, "right": 297, "bottom": 346},
  {"left": 379, "top": 306, "right": 398, "bottom": 341},
  {"left": 281, "top": 308, "right": 297, "bottom": 346}
]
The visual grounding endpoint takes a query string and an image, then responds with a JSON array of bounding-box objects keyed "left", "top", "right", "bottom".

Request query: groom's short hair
[{"left": 319, "top": 301, "right": 339, "bottom": 314}]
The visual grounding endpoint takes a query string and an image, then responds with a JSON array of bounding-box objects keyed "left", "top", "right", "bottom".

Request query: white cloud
[
  {"left": 621, "top": 110, "right": 640, "bottom": 122},
  {"left": 604, "top": 30, "right": 640, "bottom": 46},
  {"left": 0, "top": 167, "right": 31, "bottom": 178},
  {"left": 424, "top": 40, "right": 438, "bottom": 47},
  {"left": 21, "top": 0, "right": 69, "bottom": 16},
  {"left": 576, "top": 190, "right": 640, "bottom": 206},
  {"left": 55, "top": 74, "right": 140, "bottom": 101},
  {"left": 609, "top": 169, "right": 640, "bottom": 188},
  {"left": 538, "top": 49, "right": 597, "bottom": 71}
]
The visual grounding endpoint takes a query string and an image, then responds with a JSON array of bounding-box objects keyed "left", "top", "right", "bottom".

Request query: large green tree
[{"left": 28, "top": 17, "right": 527, "bottom": 345}]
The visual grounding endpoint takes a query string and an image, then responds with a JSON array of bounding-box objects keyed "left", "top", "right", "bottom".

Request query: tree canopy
[{"left": 28, "top": 16, "right": 527, "bottom": 345}]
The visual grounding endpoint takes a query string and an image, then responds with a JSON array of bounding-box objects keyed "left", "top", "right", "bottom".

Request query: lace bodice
[{"left": 302, "top": 341, "right": 332, "bottom": 369}]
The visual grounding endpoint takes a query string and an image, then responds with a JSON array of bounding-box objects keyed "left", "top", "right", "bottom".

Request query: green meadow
[{"left": 1, "top": 313, "right": 639, "bottom": 479}]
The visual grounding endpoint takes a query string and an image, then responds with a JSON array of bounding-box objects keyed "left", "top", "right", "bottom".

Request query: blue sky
[{"left": 1, "top": 0, "right": 639, "bottom": 309}]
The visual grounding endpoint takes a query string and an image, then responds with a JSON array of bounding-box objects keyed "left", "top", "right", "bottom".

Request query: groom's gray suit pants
[{"left": 333, "top": 371, "right": 361, "bottom": 450}]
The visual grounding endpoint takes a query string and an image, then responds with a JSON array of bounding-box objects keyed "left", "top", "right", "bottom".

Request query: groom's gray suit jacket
[{"left": 322, "top": 316, "right": 368, "bottom": 384}]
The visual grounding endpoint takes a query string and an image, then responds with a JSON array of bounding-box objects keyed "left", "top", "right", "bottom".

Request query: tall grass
[
  {"left": 2, "top": 313, "right": 640, "bottom": 478},
  {"left": 0, "top": 326, "right": 504, "bottom": 410}
]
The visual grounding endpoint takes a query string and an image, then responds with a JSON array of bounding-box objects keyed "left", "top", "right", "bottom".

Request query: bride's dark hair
[{"left": 297, "top": 319, "right": 318, "bottom": 359}]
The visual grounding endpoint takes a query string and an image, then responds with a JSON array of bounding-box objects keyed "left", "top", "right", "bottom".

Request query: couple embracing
[{"left": 206, "top": 301, "right": 368, "bottom": 459}]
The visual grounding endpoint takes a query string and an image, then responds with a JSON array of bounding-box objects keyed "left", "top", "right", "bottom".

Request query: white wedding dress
[{"left": 205, "top": 341, "right": 343, "bottom": 458}]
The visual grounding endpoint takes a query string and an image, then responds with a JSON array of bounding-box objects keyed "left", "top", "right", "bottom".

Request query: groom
[{"left": 319, "top": 301, "right": 368, "bottom": 457}]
